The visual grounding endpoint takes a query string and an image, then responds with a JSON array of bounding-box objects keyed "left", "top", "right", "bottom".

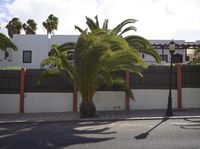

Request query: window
[
  {"left": 23, "top": 51, "right": 32, "bottom": 63},
  {"left": 172, "top": 54, "right": 183, "bottom": 63},
  {"left": 160, "top": 54, "right": 168, "bottom": 62},
  {"left": 141, "top": 53, "right": 145, "bottom": 59},
  {"left": 7, "top": 49, "right": 12, "bottom": 61}
]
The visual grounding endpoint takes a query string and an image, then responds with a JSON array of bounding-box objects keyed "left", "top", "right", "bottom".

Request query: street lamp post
[{"left": 166, "top": 40, "right": 176, "bottom": 116}]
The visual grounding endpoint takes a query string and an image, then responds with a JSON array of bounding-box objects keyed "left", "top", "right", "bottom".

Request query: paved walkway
[{"left": 0, "top": 108, "right": 200, "bottom": 124}]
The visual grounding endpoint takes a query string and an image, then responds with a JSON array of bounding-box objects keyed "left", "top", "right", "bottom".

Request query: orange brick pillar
[
  {"left": 73, "top": 81, "right": 77, "bottom": 112},
  {"left": 20, "top": 68, "right": 26, "bottom": 113},
  {"left": 125, "top": 71, "right": 130, "bottom": 110},
  {"left": 177, "top": 64, "right": 182, "bottom": 110}
]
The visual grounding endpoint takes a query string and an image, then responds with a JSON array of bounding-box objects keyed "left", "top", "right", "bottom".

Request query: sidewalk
[{"left": 0, "top": 108, "right": 200, "bottom": 124}]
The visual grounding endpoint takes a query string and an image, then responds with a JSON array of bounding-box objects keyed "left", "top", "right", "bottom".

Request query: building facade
[{"left": 0, "top": 34, "right": 199, "bottom": 68}]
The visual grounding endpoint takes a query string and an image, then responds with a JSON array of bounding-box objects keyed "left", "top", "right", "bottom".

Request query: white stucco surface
[
  {"left": 182, "top": 88, "right": 200, "bottom": 108},
  {"left": 0, "top": 94, "right": 19, "bottom": 113},
  {"left": 24, "top": 93, "right": 73, "bottom": 112},
  {"left": 130, "top": 89, "right": 178, "bottom": 109},
  {"left": 77, "top": 91, "right": 125, "bottom": 111}
]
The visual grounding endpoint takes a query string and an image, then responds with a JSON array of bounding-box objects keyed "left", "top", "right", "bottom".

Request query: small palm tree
[
  {"left": 6, "top": 17, "right": 22, "bottom": 38},
  {"left": 43, "top": 14, "right": 58, "bottom": 36},
  {"left": 0, "top": 33, "right": 18, "bottom": 59},
  {"left": 40, "top": 17, "right": 160, "bottom": 118},
  {"left": 23, "top": 19, "right": 37, "bottom": 34}
]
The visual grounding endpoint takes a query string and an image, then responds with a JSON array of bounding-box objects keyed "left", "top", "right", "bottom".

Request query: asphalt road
[{"left": 0, "top": 118, "right": 200, "bottom": 149}]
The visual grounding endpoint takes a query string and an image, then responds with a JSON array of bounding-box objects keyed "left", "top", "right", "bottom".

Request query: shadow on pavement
[
  {"left": 176, "top": 118, "right": 200, "bottom": 130},
  {"left": 0, "top": 121, "right": 116, "bottom": 149},
  {"left": 134, "top": 117, "right": 168, "bottom": 140}
]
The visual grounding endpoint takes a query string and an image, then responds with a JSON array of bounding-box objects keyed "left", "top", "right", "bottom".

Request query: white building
[
  {"left": 0, "top": 34, "right": 78, "bottom": 68},
  {"left": 0, "top": 34, "right": 199, "bottom": 68}
]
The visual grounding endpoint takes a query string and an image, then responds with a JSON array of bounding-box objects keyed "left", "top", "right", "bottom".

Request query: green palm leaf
[
  {"left": 125, "top": 35, "right": 160, "bottom": 63},
  {"left": 112, "top": 19, "right": 137, "bottom": 35},
  {"left": 0, "top": 33, "right": 17, "bottom": 51}
]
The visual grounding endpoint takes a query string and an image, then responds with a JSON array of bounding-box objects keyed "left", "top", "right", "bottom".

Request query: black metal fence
[
  {"left": 131, "top": 65, "right": 177, "bottom": 89},
  {"left": 0, "top": 65, "right": 199, "bottom": 94},
  {"left": 182, "top": 65, "right": 200, "bottom": 88},
  {"left": 0, "top": 70, "right": 20, "bottom": 94},
  {"left": 25, "top": 69, "right": 73, "bottom": 93}
]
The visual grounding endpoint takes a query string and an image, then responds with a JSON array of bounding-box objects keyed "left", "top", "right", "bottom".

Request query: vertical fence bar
[
  {"left": 177, "top": 64, "right": 182, "bottom": 110},
  {"left": 125, "top": 71, "right": 130, "bottom": 110},
  {"left": 20, "top": 68, "right": 26, "bottom": 113},
  {"left": 73, "top": 81, "right": 77, "bottom": 112}
]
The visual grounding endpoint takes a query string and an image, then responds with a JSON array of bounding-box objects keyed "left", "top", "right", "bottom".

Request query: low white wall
[
  {"left": 0, "top": 94, "right": 19, "bottom": 113},
  {"left": 24, "top": 93, "right": 73, "bottom": 113},
  {"left": 77, "top": 91, "right": 125, "bottom": 111},
  {"left": 130, "top": 89, "right": 177, "bottom": 109},
  {"left": 182, "top": 88, "right": 200, "bottom": 108},
  {"left": 1, "top": 88, "right": 199, "bottom": 113}
]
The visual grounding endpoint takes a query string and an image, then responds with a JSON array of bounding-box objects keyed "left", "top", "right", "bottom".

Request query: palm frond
[
  {"left": 57, "top": 42, "right": 76, "bottom": 54},
  {"left": 0, "top": 33, "right": 18, "bottom": 51},
  {"left": 194, "top": 49, "right": 200, "bottom": 57},
  {"left": 97, "top": 71, "right": 113, "bottom": 86},
  {"left": 113, "top": 78, "right": 134, "bottom": 100},
  {"left": 118, "top": 26, "right": 137, "bottom": 37},
  {"left": 125, "top": 35, "right": 160, "bottom": 63},
  {"left": 112, "top": 19, "right": 137, "bottom": 35},
  {"left": 86, "top": 16, "right": 98, "bottom": 31},
  {"left": 95, "top": 15, "right": 99, "bottom": 28},
  {"left": 40, "top": 56, "right": 62, "bottom": 68},
  {"left": 190, "top": 57, "right": 200, "bottom": 64},
  {"left": 37, "top": 69, "right": 63, "bottom": 84},
  {"left": 75, "top": 25, "right": 85, "bottom": 33},
  {"left": 102, "top": 19, "right": 108, "bottom": 29},
  {"left": 102, "top": 50, "right": 146, "bottom": 75}
]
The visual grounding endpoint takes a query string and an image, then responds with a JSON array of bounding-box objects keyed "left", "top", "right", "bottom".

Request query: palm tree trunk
[{"left": 80, "top": 100, "right": 96, "bottom": 118}]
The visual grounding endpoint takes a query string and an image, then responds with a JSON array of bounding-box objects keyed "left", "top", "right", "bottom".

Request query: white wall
[
  {"left": 1, "top": 36, "right": 194, "bottom": 68},
  {"left": 50, "top": 35, "right": 78, "bottom": 45},
  {"left": 182, "top": 88, "right": 200, "bottom": 108},
  {"left": 130, "top": 89, "right": 177, "bottom": 109},
  {"left": 0, "top": 35, "right": 79, "bottom": 68},
  {"left": 0, "top": 94, "right": 19, "bottom": 113},
  {"left": 24, "top": 93, "right": 73, "bottom": 113},
  {"left": 0, "top": 89, "right": 200, "bottom": 113},
  {"left": 0, "top": 49, "right": 13, "bottom": 67},
  {"left": 77, "top": 91, "right": 125, "bottom": 111},
  {"left": 10, "top": 35, "right": 48, "bottom": 68}
]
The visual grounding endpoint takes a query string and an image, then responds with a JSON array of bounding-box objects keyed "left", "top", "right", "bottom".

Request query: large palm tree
[
  {"left": 23, "top": 19, "right": 37, "bottom": 34},
  {"left": 6, "top": 17, "right": 22, "bottom": 38},
  {"left": 0, "top": 33, "right": 18, "bottom": 59},
  {"left": 40, "top": 17, "right": 160, "bottom": 118},
  {"left": 42, "top": 14, "right": 58, "bottom": 36},
  {"left": 75, "top": 16, "right": 160, "bottom": 62}
]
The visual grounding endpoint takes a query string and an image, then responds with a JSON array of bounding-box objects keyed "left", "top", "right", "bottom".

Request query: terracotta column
[
  {"left": 176, "top": 64, "right": 182, "bottom": 110},
  {"left": 20, "top": 68, "right": 26, "bottom": 113}
]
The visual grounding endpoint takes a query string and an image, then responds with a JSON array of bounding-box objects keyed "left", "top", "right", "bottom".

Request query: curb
[{"left": 0, "top": 115, "right": 200, "bottom": 124}]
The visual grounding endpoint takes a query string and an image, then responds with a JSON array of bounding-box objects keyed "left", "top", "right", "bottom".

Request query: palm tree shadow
[
  {"left": 134, "top": 117, "right": 168, "bottom": 140},
  {"left": 0, "top": 121, "right": 116, "bottom": 149},
  {"left": 176, "top": 118, "right": 200, "bottom": 130}
]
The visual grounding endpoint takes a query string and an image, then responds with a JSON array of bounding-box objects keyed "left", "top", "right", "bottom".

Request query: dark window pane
[{"left": 23, "top": 51, "right": 32, "bottom": 63}]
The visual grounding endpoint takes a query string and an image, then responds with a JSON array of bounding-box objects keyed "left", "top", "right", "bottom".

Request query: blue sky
[{"left": 1, "top": 0, "right": 200, "bottom": 41}]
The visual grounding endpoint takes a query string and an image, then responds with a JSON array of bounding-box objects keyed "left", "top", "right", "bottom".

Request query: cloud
[{"left": 1, "top": 0, "right": 200, "bottom": 41}]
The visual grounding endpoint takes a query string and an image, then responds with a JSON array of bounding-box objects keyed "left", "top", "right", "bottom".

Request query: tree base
[{"left": 80, "top": 101, "right": 96, "bottom": 118}]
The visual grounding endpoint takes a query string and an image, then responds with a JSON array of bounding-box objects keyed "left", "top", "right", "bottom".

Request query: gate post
[
  {"left": 20, "top": 68, "right": 26, "bottom": 113},
  {"left": 177, "top": 64, "right": 182, "bottom": 110}
]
